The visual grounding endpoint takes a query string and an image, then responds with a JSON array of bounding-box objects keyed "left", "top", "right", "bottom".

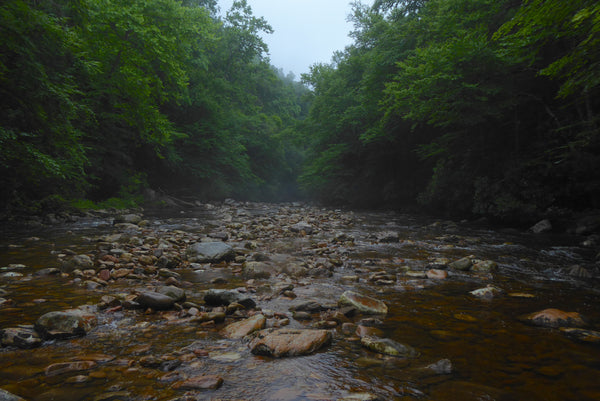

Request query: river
[{"left": 0, "top": 201, "right": 599, "bottom": 401}]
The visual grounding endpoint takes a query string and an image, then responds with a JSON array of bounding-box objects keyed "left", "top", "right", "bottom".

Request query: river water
[{"left": 0, "top": 202, "right": 599, "bottom": 401}]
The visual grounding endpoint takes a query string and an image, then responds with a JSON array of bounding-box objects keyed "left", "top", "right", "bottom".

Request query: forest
[{"left": 1, "top": 0, "right": 599, "bottom": 223}]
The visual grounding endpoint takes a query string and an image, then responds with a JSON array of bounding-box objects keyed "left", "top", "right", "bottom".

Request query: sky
[{"left": 218, "top": 0, "right": 360, "bottom": 78}]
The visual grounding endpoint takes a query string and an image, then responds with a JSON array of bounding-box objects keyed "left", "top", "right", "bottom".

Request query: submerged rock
[
  {"left": 530, "top": 219, "right": 552, "bottom": 234},
  {"left": 560, "top": 328, "right": 600, "bottom": 343},
  {"left": 61, "top": 254, "right": 93, "bottom": 272},
  {"left": 360, "top": 335, "right": 419, "bottom": 358},
  {"left": 339, "top": 291, "right": 388, "bottom": 315},
  {"left": 173, "top": 375, "right": 224, "bottom": 390},
  {"left": 471, "top": 260, "right": 498, "bottom": 273},
  {"left": 221, "top": 314, "right": 266, "bottom": 339},
  {"left": 469, "top": 285, "right": 504, "bottom": 300},
  {"left": 0, "top": 326, "right": 41, "bottom": 349},
  {"left": 204, "top": 289, "right": 256, "bottom": 309},
  {"left": 0, "top": 388, "right": 26, "bottom": 401},
  {"left": 249, "top": 328, "right": 332, "bottom": 357},
  {"left": 35, "top": 308, "right": 97, "bottom": 339},
  {"left": 156, "top": 286, "right": 186, "bottom": 303},
  {"left": 186, "top": 242, "right": 235, "bottom": 263},
  {"left": 135, "top": 291, "right": 176, "bottom": 311},
  {"left": 521, "top": 308, "right": 586, "bottom": 328},
  {"left": 45, "top": 361, "right": 96, "bottom": 377},
  {"left": 448, "top": 256, "right": 474, "bottom": 271}
]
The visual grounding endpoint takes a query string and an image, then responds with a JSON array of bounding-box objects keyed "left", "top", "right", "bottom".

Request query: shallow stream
[{"left": 1, "top": 203, "right": 599, "bottom": 400}]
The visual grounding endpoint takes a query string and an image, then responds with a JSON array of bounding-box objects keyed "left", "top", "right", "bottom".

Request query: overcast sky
[{"left": 218, "top": 0, "right": 361, "bottom": 78}]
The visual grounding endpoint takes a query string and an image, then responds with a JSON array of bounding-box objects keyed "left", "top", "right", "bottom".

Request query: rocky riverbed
[{"left": 1, "top": 201, "right": 599, "bottom": 400}]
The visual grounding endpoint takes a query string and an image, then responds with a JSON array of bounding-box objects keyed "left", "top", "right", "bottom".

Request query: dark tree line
[
  {"left": 0, "top": 0, "right": 309, "bottom": 213},
  {"left": 299, "top": 0, "right": 599, "bottom": 221},
  {"left": 1, "top": 0, "right": 599, "bottom": 222}
]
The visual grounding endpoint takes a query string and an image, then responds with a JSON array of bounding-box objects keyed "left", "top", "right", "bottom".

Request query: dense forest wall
[
  {"left": 1, "top": 0, "right": 599, "bottom": 223},
  {"left": 299, "top": 0, "right": 600, "bottom": 222}
]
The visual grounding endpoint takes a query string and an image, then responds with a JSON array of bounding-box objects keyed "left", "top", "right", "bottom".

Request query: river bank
[{"left": 1, "top": 201, "right": 599, "bottom": 400}]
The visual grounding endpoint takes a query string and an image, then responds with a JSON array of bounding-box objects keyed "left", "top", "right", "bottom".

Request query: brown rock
[
  {"left": 522, "top": 308, "right": 586, "bottom": 328},
  {"left": 249, "top": 328, "right": 332, "bottom": 357},
  {"left": 173, "top": 375, "right": 223, "bottom": 390},
  {"left": 426, "top": 269, "right": 448, "bottom": 280},
  {"left": 45, "top": 361, "right": 96, "bottom": 377},
  {"left": 221, "top": 314, "right": 266, "bottom": 339},
  {"left": 338, "top": 291, "right": 388, "bottom": 315}
]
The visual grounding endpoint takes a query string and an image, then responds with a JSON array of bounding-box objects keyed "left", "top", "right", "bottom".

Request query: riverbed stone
[
  {"left": 339, "top": 291, "right": 388, "bottom": 315},
  {"left": 242, "top": 261, "right": 276, "bottom": 279},
  {"left": 45, "top": 360, "right": 96, "bottom": 377},
  {"left": 135, "top": 291, "right": 176, "bottom": 310},
  {"left": 157, "top": 285, "right": 186, "bottom": 303},
  {"left": 521, "top": 308, "right": 586, "bottom": 328},
  {"left": 0, "top": 326, "right": 41, "bottom": 348},
  {"left": 221, "top": 314, "right": 266, "bottom": 339},
  {"left": 426, "top": 269, "right": 448, "bottom": 279},
  {"left": 186, "top": 242, "right": 235, "bottom": 263},
  {"left": 448, "top": 256, "right": 473, "bottom": 271},
  {"left": 35, "top": 308, "right": 97, "bottom": 339},
  {"left": 204, "top": 289, "right": 256, "bottom": 309},
  {"left": 471, "top": 260, "right": 498, "bottom": 273},
  {"left": 173, "top": 375, "right": 223, "bottom": 390},
  {"left": 290, "top": 221, "right": 314, "bottom": 234},
  {"left": 470, "top": 285, "right": 504, "bottom": 300},
  {"left": 560, "top": 328, "right": 600, "bottom": 343},
  {"left": 360, "top": 335, "right": 419, "bottom": 358},
  {"left": 0, "top": 388, "right": 26, "bottom": 401},
  {"left": 249, "top": 328, "right": 332, "bottom": 357},
  {"left": 61, "top": 254, "right": 94, "bottom": 272},
  {"left": 530, "top": 219, "right": 552, "bottom": 234}
]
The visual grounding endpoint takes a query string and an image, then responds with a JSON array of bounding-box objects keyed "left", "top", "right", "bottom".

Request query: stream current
[{"left": 0, "top": 202, "right": 599, "bottom": 401}]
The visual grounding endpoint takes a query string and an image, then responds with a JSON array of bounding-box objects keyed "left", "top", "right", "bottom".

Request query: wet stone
[
  {"left": 470, "top": 285, "right": 504, "bottom": 300},
  {"left": 135, "top": 292, "right": 176, "bottom": 311},
  {"left": 0, "top": 326, "right": 41, "bottom": 349},
  {"left": 560, "top": 328, "right": 600, "bottom": 343},
  {"left": 249, "top": 328, "right": 332, "bottom": 357},
  {"left": 204, "top": 289, "right": 256, "bottom": 309},
  {"left": 339, "top": 291, "right": 388, "bottom": 315},
  {"left": 426, "top": 269, "right": 448, "bottom": 280},
  {"left": 221, "top": 314, "right": 266, "bottom": 339},
  {"left": 0, "top": 388, "right": 26, "bottom": 401},
  {"left": 448, "top": 256, "right": 474, "bottom": 271},
  {"left": 360, "top": 335, "right": 419, "bottom": 358},
  {"left": 45, "top": 361, "right": 97, "bottom": 377},
  {"left": 173, "top": 375, "right": 224, "bottom": 390},
  {"left": 471, "top": 260, "right": 498, "bottom": 273},
  {"left": 35, "top": 308, "right": 97, "bottom": 339},
  {"left": 157, "top": 285, "right": 186, "bottom": 303},
  {"left": 521, "top": 309, "right": 586, "bottom": 328},
  {"left": 186, "top": 242, "right": 235, "bottom": 263}
]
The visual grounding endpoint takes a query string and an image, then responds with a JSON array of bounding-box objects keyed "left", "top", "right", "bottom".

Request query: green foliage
[
  {"left": 1, "top": 0, "right": 308, "bottom": 213},
  {"left": 299, "top": 0, "right": 600, "bottom": 217}
]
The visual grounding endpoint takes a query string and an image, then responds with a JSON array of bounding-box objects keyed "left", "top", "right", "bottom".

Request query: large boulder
[
  {"left": 204, "top": 289, "right": 256, "bottom": 309},
  {"left": 338, "top": 291, "right": 388, "bottom": 315},
  {"left": 221, "top": 314, "right": 266, "bottom": 339},
  {"left": 186, "top": 242, "right": 235, "bottom": 263},
  {"left": 35, "top": 308, "right": 97, "bottom": 339},
  {"left": 249, "top": 328, "right": 332, "bottom": 357}
]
